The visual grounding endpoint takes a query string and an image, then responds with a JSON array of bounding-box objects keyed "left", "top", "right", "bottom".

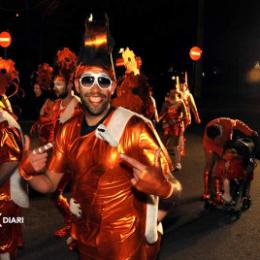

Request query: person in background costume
[
  {"left": 146, "top": 87, "right": 159, "bottom": 123},
  {"left": 30, "top": 63, "right": 55, "bottom": 121},
  {"left": 50, "top": 47, "right": 81, "bottom": 238},
  {"left": 178, "top": 72, "right": 201, "bottom": 156},
  {"left": 202, "top": 117, "right": 257, "bottom": 200},
  {"left": 30, "top": 63, "right": 55, "bottom": 145},
  {"left": 0, "top": 57, "right": 27, "bottom": 260},
  {"left": 0, "top": 57, "right": 23, "bottom": 115},
  {"left": 178, "top": 72, "right": 200, "bottom": 127},
  {"left": 112, "top": 48, "right": 157, "bottom": 120},
  {"left": 18, "top": 14, "right": 182, "bottom": 260},
  {"left": 160, "top": 86, "right": 188, "bottom": 171}
]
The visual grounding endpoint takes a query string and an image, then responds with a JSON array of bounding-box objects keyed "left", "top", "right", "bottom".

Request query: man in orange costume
[
  {"left": 0, "top": 57, "right": 25, "bottom": 260},
  {"left": 49, "top": 48, "right": 81, "bottom": 237},
  {"left": 112, "top": 48, "right": 156, "bottom": 120},
  {"left": 19, "top": 15, "right": 181, "bottom": 259},
  {"left": 202, "top": 117, "right": 257, "bottom": 200}
]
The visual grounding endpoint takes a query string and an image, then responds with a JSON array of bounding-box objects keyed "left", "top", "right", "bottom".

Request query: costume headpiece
[
  {"left": 0, "top": 57, "right": 19, "bottom": 97},
  {"left": 179, "top": 71, "right": 189, "bottom": 86},
  {"left": 76, "top": 13, "right": 116, "bottom": 80},
  {"left": 175, "top": 76, "right": 180, "bottom": 91},
  {"left": 116, "top": 47, "right": 142, "bottom": 76},
  {"left": 55, "top": 47, "right": 77, "bottom": 83},
  {"left": 35, "top": 63, "right": 53, "bottom": 91}
]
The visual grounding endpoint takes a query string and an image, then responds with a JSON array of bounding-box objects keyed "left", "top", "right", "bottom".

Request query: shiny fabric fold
[
  {"left": 48, "top": 109, "right": 172, "bottom": 259},
  {"left": 0, "top": 116, "right": 23, "bottom": 254}
]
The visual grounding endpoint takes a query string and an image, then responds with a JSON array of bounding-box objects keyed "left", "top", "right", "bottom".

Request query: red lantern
[
  {"left": 0, "top": 31, "right": 12, "bottom": 48},
  {"left": 189, "top": 46, "right": 202, "bottom": 61}
]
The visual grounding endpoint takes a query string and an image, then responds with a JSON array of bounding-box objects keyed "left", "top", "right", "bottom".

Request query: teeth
[{"left": 89, "top": 96, "right": 102, "bottom": 103}]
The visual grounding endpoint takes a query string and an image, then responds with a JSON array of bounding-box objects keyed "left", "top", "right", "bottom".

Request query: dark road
[{"left": 17, "top": 104, "right": 260, "bottom": 260}]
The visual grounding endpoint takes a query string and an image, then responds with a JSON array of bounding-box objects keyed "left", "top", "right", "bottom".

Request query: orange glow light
[
  {"left": 84, "top": 35, "right": 107, "bottom": 47},
  {"left": 0, "top": 31, "right": 12, "bottom": 48},
  {"left": 189, "top": 46, "right": 202, "bottom": 61}
]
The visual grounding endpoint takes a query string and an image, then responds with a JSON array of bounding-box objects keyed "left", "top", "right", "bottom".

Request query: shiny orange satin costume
[
  {"left": 49, "top": 96, "right": 81, "bottom": 236},
  {"left": 112, "top": 73, "right": 154, "bottom": 119},
  {"left": 49, "top": 97, "right": 81, "bottom": 143},
  {"left": 31, "top": 98, "right": 55, "bottom": 144},
  {"left": 182, "top": 89, "right": 200, "bottom": 126},
  {"left": 0, "top": 112, "right": 23, "bottom": 256},
  {"left": 112, "top": 73, "right": 143, "bottom": 113},
  {"left": 162, "top": 105, "right": 184, "bottom": 138},
  {"left": 203, "top": 117, "right": 255, "bottom": 157},
  {"left": 215, "top": 156, "right": 246, "bottom": 180},
  {"left": 202, "top": 117, "right": 256, "bottom": 198},
  {"left": 48, "top": 109, "right": 172, "bottom": 259}
]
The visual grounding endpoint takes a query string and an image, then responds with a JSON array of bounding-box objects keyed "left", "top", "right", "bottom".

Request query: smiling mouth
[{"left": 89, "top": 96, "right": 103, "bottom": 103}]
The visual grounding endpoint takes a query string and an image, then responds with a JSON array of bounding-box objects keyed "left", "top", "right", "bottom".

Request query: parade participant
[
  {"left": 146, "top": 87, "right": 159, "bottom": 123},
  {"left": 178, "top": 73, "right": 201, "bottom": 156},
  {"left": 30, "top": 63, "right": 55, "bottom": 144},
  {"left": 179, "top": 72, "right": 201, "bottom": 126},
  {"left": 49, "top": 47, "right": 81, "bottom": 238},
  {"left": 30, "top": 63, "right": 55, "bottom": 120},
  {"left": 0, "top": 58, "right": 21, "bottom": 114},
  {"left": 112, "top": 48, "right": 156, "bottom": 119},
  {"left": 19, "top": 14, "right": 182, "bottom": 260},
  {"left": 0, "top": 57, "right": 27, "bottom": 260},
  {"left": 50, "top": 48, "right": 81, "bottom": 141},
  {"left": 160, "top": 87, "right": 188, "bottom": 171},
  {"left": 202, "top": 117, "right": 257, "bottom": 200}
]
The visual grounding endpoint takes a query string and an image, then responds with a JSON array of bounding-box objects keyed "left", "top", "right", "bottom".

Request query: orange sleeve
[
  {"left": 48, "top": 126, "right": 67, "bottom": 173},
  {"left": 0, "top": 123, "right": 22, "bottom": 163},
  {"left": 127, "top": 117, "right": 173, "bottom": 178},
  {"left": 233, "top": 119, "right": 255, "bottom": 136}
]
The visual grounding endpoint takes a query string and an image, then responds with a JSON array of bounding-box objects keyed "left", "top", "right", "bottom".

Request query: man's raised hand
[
  {"left": 120, "top": 149, "right": 174, "bottom": 198},
  {"left": 19, "top": 135, "right": 53, "bottom": 180}
]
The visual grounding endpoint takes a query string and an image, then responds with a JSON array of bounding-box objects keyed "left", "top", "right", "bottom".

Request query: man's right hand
[{"left": 19, "top": 135, "right": 53, "bottom": 180}]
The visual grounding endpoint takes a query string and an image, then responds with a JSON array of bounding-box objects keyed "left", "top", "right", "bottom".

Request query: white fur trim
[
  {"left": 69, "top": 198, "right": 82, "bottom": 218},
  {"left": 157, "top": 222, "right": 163, "bottom": 235},
  {"left": 95, "top": 124, "right": 118, "bottom": 147},
  {"left": 145, "top": 194, "right": 160, "bottom": 244},
  {"left": 0, "top": 109, "right": 29, "bottom": 208},
  {"left": 10, "top": 169, "right": 29, "bottom": 208},
  {"left": 0, "top": 252, "right": 10, "bottom": 260},
  {"left": 59, "top": 97, "right": 80, "bottom": 124},
  {"left": 95, "top": 106, "right": 164, "bottom": 243}
]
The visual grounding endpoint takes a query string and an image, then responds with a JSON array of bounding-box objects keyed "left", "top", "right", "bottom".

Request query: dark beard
[
  {"left": 82, "top": 96, "right": 110, "bottom": 116},
  {"left": 59, "top": 89, "right": 69, "bottom": 99}
]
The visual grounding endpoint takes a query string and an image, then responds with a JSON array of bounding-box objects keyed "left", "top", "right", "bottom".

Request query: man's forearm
[{"left": 27, "top": 173, "right": 56, "bottom": 193}]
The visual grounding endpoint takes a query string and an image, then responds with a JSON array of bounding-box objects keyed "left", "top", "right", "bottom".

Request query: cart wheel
[
  {"left": 242, "top": 198, "right": 252, "bottom": 211},
  {"left": 204, "top": 200, "right": 215, "bottom": 210},
  {"left": 229, "top": 210, "right": 241, "bottom": 223}
]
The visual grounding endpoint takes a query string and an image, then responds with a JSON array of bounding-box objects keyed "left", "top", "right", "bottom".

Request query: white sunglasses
[{"left": 79, "top": 73, "right": 112, "bottom": 89}]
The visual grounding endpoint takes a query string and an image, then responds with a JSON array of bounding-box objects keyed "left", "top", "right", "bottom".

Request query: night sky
[{"left": 1, "top": 0, "right": 260, "bottom": 117}]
